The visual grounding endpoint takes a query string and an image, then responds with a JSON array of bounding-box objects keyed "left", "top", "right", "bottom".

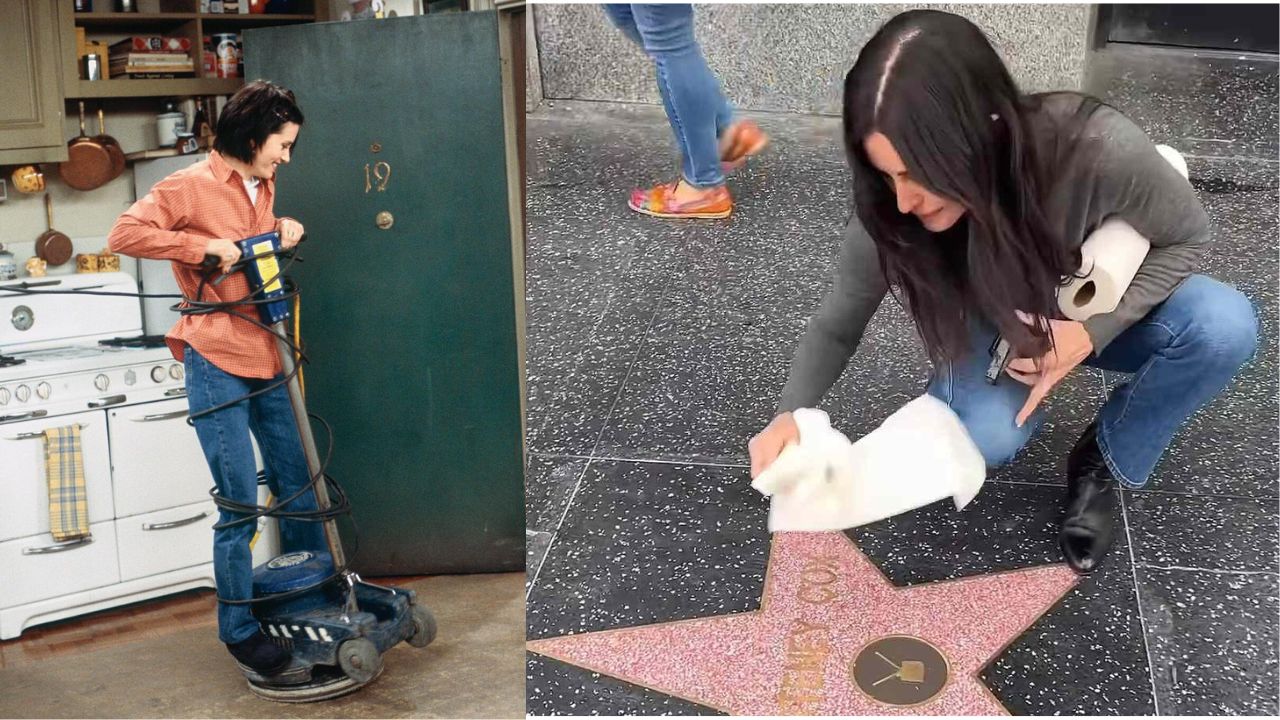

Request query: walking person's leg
[
  {"left": 604, "top": 4, "right": 764, "bottom": 175},
  {"left": 622, "top": 4, "right": 731, "bottom": 217}
]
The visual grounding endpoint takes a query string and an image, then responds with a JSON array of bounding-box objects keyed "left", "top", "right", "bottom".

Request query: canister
[
  {"left": 82, "top": 53, "right": 102, "bottom": 81},
  {"left": 97, "top": 250, "right": 121, "bottom": 273},
  {"left": 156, "top": 102, "right": 186, "bottom": 148},
  {"left": 25, "top": 257, "right": 47, "bottom": 278},
  {"left": 176, "top": 132, "right": 198, "bottom": 155},
  {"left": 0, "top": 245, "right": 16, "bottom": 281},
  {"left": 213, "top": 33, "right": 239, "bottom": 79}
]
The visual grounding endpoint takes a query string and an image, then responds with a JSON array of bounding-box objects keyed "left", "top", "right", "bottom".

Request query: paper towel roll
[
  {"left": 1057, "top": 218, "right": 1151, "bottom": 321},
  {"left": 1055, "top": 145, "right": 1187, "bottom": 322},
  {"left": 1155, "top": 144, "right": 1190, "bottom": 181}
]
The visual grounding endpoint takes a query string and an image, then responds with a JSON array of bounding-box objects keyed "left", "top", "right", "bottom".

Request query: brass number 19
[{"left": 364, "top": 161, "right": 392, "bottom": 193}]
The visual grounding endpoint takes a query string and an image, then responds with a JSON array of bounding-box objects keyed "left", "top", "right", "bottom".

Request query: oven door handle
[
  {"left": 0, "top": 410, "right": 49, "bottom": 425},
  {"left": 131, "top": 409, "right": 189, "bottom": 423},
  {"left": 87, "top": 394, "right": 127, "bottom": 409},
  {"left": 142, "top": 511, "right": 209, "bottom": 531},
  {"left": 6, "top": 421, "right": 87, "bottom": 441},
  {"left": 22, "top": 536, "right": 94, "bottom": 555},
  {"left": 164, "top": 388, "right": 187, "bottom": 398}
]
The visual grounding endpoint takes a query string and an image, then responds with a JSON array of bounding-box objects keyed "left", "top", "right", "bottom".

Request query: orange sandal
[
  {"left": 719, "top": 119, "right": 770, "bottom": 173},
  {"left": 628, "top": 180, "right": 732, "bottom": 219}
]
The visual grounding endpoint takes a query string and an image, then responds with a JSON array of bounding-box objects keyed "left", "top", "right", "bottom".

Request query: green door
[{"left": 245, "top": 13, "right": 523, "bottom": 575}]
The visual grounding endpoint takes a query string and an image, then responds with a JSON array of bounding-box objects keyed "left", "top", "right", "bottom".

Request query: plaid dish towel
[{"left": 44, "top": 425, "right": 90, "bottom": 542}]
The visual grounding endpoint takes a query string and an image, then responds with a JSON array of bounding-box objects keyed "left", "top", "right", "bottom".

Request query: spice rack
[{"left": 58, "top": 1, "right": 324, "bottom": 100}]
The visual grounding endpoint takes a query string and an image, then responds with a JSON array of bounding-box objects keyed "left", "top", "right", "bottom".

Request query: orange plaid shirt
[{"left": 108, "top": 151, "right": 284, "bottom": 379}]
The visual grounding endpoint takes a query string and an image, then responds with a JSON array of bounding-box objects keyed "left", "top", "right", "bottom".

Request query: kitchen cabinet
[
  {"left": 0, "top": 0, "right": 69, "bottom": 165},
  {"left": 57, "top": 1, "right": 328, "bottom": 100},
  {"left": 247, "top": 12, "right": 526, "bottom": 575},
  {"left": 0, "top": 1, "right": 327, "bottom": 165}
]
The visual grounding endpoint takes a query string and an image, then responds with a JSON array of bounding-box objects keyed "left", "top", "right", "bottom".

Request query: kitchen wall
[{"left": 0, "top": 99, "right": 182, "bottom": 282}]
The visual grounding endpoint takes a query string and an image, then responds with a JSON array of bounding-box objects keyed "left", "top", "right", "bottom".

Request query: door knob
[{"left": 375, "top": 211, "right": 394, "bottom": 230}]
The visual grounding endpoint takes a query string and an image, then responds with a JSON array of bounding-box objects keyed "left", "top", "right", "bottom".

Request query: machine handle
[
  {"left": 0, "top": 410, "right": 49, "bottom": 426},
  {"left": 87, "top": 394, "right": 126, "bottom": 408},
  {"left": 142, "top": 511, "right": 209, "bottom": 531},
  {"left": 164, "top": 388, "right": 187, "bottom": 398},
  {"left": 131, "top": 408, "right": 188, "bottom": 423},
  {"left": 22, "top": 536, "right": 93, "bottom": 555}
]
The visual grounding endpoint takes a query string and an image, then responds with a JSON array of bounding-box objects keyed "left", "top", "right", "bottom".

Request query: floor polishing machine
[{"left": 205, "top": 231, "right": 437, "bottom": 702}]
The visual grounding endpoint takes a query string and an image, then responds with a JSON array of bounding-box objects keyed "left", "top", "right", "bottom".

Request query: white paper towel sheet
[{"left": 752, "top": 396, "right": 986, "bottom": 532}]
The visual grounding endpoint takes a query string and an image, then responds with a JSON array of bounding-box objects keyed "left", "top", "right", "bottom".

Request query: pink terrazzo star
[{"left": 528, "top": 532, "right": 1079, "bottom": 715}]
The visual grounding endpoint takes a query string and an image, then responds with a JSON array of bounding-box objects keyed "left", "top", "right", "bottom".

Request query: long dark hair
[{"left": 843, "top": 9, "right": 1100, "bottom": 363}]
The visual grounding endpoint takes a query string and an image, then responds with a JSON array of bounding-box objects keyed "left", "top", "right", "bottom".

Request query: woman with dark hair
[
  {"left": 748, "top": 10, "right": 1258, "bottom": 574},
  {"left": 108, "top": 80, "right": 318, "bottom": 675}
]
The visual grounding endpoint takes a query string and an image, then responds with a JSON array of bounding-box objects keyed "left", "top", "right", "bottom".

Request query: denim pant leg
[
  {"left": 183, "top": 347, "right": 261, "bottom": 644},
  {"left": 628, "top": 4, "right": 730, "bottom": 187},
  {"left": 604, "top": 4, "right": 734, "bottom": 144},
  {"left": 925, "top": 320, "right": 1047, "bottom": 470},
  {"left": 248, "top": 376, "right": 327, "bottom": 557},
  {"left": 602, "top": 4, "right": 644, "bottom": 45},
  {"left": 1083, "top": 275, "right": 1258, "bottom": 488}
]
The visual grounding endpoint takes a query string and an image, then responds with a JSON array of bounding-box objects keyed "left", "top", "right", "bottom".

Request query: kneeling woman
[
  {"left": 108, "top": 81, "right": 320, "bottom": 673},
  {"left": 749, "top": 10, "right": 1257, "bottom": 573}
]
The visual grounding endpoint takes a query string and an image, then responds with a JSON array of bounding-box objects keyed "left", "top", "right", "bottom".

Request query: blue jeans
[
  {"left": 926, "top": 275, "right": 1258, "bottom": 488},
  {"left": 603, "top": 3, "right": 734, "bottom": 188},
  {"left": 184, "top": 347, "right": 326, "bottom": 643}
]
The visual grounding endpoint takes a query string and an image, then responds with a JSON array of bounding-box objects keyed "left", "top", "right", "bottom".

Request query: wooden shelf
[
  {"left": 73, "top": 11, "right": 314, "bottom": 26},
  {"left": 59, "top": 2, "right": 325, "bottom": 102},
  {"left": 67, "top": 77, "right": 243, "bottom": 99},
  {"left": 73, "top": 12, "right": 198, "bottom": 25},
  {"left": 199, "top": 13, "right": 316, "bottom": 23},
  {"left": 124, "top": 147, "right": 185, "bottom": 161}
]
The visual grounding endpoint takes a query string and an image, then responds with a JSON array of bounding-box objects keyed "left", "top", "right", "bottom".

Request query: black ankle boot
[
  {"left": 227, "top": 629, "right": 291, "bottom": 675},
  {"left": 1060, "top": 422, "right": 1116, "bottom": 574}
]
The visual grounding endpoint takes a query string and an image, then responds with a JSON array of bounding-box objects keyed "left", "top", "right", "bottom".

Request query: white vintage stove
[{"left": 0, "top": 272, "right": 276, "bottom": 640}]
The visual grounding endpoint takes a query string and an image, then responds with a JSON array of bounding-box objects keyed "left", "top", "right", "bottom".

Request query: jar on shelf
[{"left": 0, "top": 245, "right": 17, "bottom": 281}]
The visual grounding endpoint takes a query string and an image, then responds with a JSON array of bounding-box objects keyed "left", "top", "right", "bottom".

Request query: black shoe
[
  {"left": 227, "top": 630, "right": 291, "bottom": 676},
  {"left": 1060, "top": 422, "right": 1116, "bottom": 575}
]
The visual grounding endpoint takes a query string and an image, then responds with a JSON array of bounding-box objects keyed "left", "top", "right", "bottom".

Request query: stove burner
[
  {"left": 98, "top": 335, "right": 168, "bottom": 349},
  {"left": 0, "top": 354, "right": 25, "bottom": 368}
]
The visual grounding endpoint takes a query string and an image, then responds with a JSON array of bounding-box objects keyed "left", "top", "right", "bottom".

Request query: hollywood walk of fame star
[{"left": 527, "top": 531, "right": 1079, "bottom": 715}]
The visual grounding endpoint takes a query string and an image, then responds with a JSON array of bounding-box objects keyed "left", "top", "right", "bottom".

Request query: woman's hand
[
  {"left": 205, "top": 238, "right": 241, "bottom": 274},
  {"left": 1006, "top": 314, "right": 1094, "bottom": 427},
  {"left": 276, "top": 217, "right": 305, "bottom": 249},
  {"left": 748, "top": 412, "right": 800, "bottom": 479}
]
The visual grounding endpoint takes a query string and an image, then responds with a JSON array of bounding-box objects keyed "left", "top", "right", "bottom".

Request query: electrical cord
[{"left": 0, "top": 240, "right": 358, "bottom": 606}]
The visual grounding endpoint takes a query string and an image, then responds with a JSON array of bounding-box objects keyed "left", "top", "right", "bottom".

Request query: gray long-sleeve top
[{"left": 778, "top": 99, "right": 1210, "bottom": 413}]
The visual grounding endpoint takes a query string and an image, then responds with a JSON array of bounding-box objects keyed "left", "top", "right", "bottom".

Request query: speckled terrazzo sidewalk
[{"left": 523, "top": 45, "right": 1278, "bottom": 716}]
